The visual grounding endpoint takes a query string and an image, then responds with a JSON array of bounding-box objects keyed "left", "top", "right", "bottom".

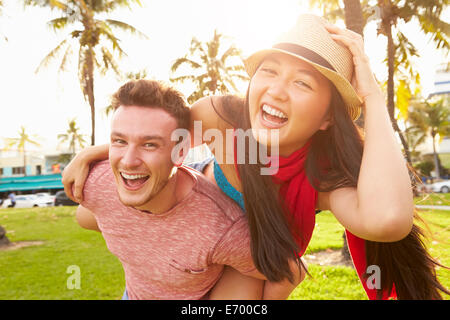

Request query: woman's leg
[{"left": 208, "top": 266, "right": 264, "bottom": 300}]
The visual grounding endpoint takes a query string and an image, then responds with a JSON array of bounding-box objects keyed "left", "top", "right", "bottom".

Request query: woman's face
[{"left": 248, "top": 52, "right": 333, "bottom": 156}]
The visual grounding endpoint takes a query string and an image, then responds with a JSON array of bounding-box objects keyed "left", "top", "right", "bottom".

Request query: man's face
[{"left": 109, "top": 105, "right": 178, "bottom": 210}]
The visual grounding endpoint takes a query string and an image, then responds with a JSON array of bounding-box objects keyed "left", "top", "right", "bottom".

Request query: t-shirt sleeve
[
  {"left": 76, "top": 160, "right": 111, "bottom": 213},
  {"left": 210, "top": 216, "right": 258, "bottom": 276}
]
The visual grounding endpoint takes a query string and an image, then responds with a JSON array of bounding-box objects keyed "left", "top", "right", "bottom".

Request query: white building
[
  {"left": 429, "top": 63, "right": 450, "bottom": 97},
  {"left": 0, "top": 149, "right": 45, "bottom": 176}
]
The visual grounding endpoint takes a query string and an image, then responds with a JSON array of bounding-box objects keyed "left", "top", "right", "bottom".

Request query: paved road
[{"left": 415, "top": 205, "right": 450, "bottom": 211}]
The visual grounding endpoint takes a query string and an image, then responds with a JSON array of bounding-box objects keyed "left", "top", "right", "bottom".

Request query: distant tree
[
  {"left": 170, "top": 29, "right": 248, "bottom": 104},
  {"left": 4, "top": 126, "right": 40, "bottom": 176},
  {"left": 414, "top": 160, "right": 435, "bottom": 178},
  {"left": 408, "top": 98, "right": 450, "bottom": 179},
  {"left": 57, "top": 118, "right": 87, "bottom": 158},
  {"left": 24, "top": 0, "right": 147, "bottom": 145}
]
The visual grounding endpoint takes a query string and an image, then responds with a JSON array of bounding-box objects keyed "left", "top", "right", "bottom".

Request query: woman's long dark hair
[{"left": 218, "top": 85, "right": 450, "bottom": 299}]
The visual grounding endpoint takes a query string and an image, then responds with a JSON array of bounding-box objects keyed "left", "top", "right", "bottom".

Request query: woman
[{"left": 62, "top": 14, "right": 449, "bottom": 299}]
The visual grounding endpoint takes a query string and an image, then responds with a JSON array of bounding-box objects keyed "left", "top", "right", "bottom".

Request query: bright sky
[{"left": 0, "top": 0, "right": 448, "bottom": 153}]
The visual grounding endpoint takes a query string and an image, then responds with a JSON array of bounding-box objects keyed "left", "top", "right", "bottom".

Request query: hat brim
[{"left": 244, "top": 48, "right": 362, "bottom": 121}]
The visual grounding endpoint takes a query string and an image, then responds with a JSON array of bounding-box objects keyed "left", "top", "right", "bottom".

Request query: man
[
  {"left": 7, "top": 192, "right": 16, "bottom": 208},
  {"left": 76, "top": 80, "right": 263, "bottom": 299}
]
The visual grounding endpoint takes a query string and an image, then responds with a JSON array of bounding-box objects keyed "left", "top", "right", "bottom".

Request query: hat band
[{"left": 272, "top": 43, "right": 336, "bottom": 72}]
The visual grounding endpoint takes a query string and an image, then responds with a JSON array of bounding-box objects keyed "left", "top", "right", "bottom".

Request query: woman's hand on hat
[{"left": 324, "top": 23, "right": 383, "bottom": 103}]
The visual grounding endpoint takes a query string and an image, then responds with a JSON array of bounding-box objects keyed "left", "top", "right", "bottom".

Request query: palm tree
[
  {"left": 24, "top": 0, "right": 147, "bottom": 146},
  {"left": 57, "top": 118, "right": 87, "bottom": 158},
  {"left": 4, "top": 126, "right": 41, "bottom": 176},
  {"left": 170, "top": 29, "right": 248, "bottom": 104},
  {"left": 407, "top": 98, "right": 450, "bottom": 179},
  {"left": 376, "top": 0, "right": 449, "bottom": 165}
]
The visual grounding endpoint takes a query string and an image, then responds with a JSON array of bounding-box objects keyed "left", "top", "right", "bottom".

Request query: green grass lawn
[
  {"left": 0, "top": 207, "right": 124, "bottom": 300},
  {"left": 439, "top": 153, "right": 450, "bottom": 169},
  {"left": 415, "top": 192, "right": 450, "bottom": 206},
  {"left": 0, "top": 205, "right": 449, "bottom": 300},
  {"left": 288, "top": 208, "right": 450, "bottom": 300}
]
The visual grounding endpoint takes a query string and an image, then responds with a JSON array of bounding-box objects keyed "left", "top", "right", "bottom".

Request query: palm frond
[
  {"left": 100, "top": 46, "right": 122, "bottom": 77},
  {"left": 220, "top": 46, "right": 242, "bottom": 64},
  {"left": 58, "top": 43, "right": 73, "bottom": 73},
  {"left": 225, "top": 65, "right": 246, "bottom": 73},
  {"left": 57, "top": 133, "right": 68, "bottom": 142},
  {"left": 189, "top": 37, "right": 205, "bottom": 56},
  {"left": 417, "top": 13, "right": 450, "bottom": 50},
  {"left": 101, "top": 0, "right": 142, "bottom": 13},
  {"left": 169, "top": 75, "right": 197, "bottom": 83},
  {"left": 96, "top": 20, "right": 126, "bottom": 57},
  {"left": 47, "top": 17, "right": 70, "bottom": 32},
  {"left": 24, "top": 0, "right": 68, "bottom": 12},
  {"left": 26, "top": 137, "right": 40, "bottom": 147},
  {"left": 104, "top": 19, "right": 148, "bottom": 39},
  {"left": 170, "top": 57, "right": 201, "bottom": 72},
  {"left": 104, "top": 104, "right": 114, "bottom": 116},
  {"left": 70, "top": 29, "right": 83, "bottom": 39},
  {"left": 3, "top": 138, "right": 19, "bottom": 151},
  {"left": 35, "top": 38, "right": 69, "bottom": 73}
]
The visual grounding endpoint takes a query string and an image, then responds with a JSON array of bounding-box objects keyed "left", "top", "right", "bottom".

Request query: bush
[{"left": 414, "top": 160, "right": 435, "bottom": 177}]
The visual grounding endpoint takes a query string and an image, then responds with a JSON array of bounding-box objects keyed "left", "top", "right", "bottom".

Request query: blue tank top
[
  {"left": 213, "top": 158, "right": 245, "bottom": 211},
  {"left": 186, "top": 157, "right": 245, "bottom": 211}
]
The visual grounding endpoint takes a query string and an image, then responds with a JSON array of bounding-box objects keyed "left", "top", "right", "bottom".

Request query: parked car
[
  {"left": 1, "top": 194, "right": 53, "bottom": 208},
  {"left": 35, "top": 192, "right": 56, "bottom": 204},
  {"left": 426, "top": 180, "right": 450, "bottom": 193},
  {"left": 54, "top": 191, "right": 78, "bottom": 206}
]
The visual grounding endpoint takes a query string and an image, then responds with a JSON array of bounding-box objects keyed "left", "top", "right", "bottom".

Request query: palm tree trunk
[
  {"left": 432, "top": 134, "right": 440, "bottom": 179},
  {"left": 343, "top": 0, "right": 365, "bottom": 129},
  {"left": 23, "top": 149, "right": 27, "bottom": 176},
  {"left": 343, "top": 0, "right": 364, "bottom": 36},
  {"left": 86, "top": 49, "right": 96, "bottom": 146},
  {"left": 385, "top": 19, "right": 395, "bottom": 124}
]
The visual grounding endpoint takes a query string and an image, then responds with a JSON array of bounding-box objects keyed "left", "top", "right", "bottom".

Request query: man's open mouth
[{"left": 120, "top": 172, "right": 150, "bottom": 189}]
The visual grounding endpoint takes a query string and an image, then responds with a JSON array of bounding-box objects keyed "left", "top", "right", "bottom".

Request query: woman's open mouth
[
  {"left": 260, "top": 104, "right": 288, "bottom": 128},
  {"left": 120, "top": 172, "right": 150, "bottom": 190}
]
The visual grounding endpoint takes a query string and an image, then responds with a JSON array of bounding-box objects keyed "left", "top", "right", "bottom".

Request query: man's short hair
[{"left": 111, "top": 79, "right": 190, "bottom": 131}]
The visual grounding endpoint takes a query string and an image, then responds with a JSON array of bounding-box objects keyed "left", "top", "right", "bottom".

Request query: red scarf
[
  {"left": 269, "top": 140, "right": 316, "bottom": 257},
  {"left": 260, "top": 138, "right": 397, "bottom": 300}
]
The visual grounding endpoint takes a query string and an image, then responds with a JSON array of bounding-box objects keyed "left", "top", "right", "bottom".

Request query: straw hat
[{"left": 244, "top": 14, "right": 363, "bottom": 121}]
